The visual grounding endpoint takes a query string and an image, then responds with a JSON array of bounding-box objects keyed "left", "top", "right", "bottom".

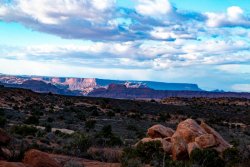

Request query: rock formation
[
  {"left": 147, "top": 124, "right": 174, "bottom": 139},
  {"left": 23, "top": 149, "right": 61, "bottom": 167},
  {"left": 137, "top": 119, "right": 232, "bottom": 160}
]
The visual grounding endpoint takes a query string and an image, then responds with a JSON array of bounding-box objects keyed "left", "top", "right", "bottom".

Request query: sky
[{"left": 0, "top": 0, "right": 250, "bottom": 92}]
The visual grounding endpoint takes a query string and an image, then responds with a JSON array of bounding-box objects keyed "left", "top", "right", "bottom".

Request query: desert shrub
[
  {"left": 76, "top": 112, "right": 86, "bottom": 121},
  {"left": 24, "top": 115, "right": 39, "bottom": 125},
  {"left": 0, "top": 116, "right": 7, "bottom": 127},
  {"left": 95, "top": 125, "right": 123, "bottom": 147},
  {"left": 47, "top": 117, "right": 54, "bottom": 122},
  {"left": 87, "top": 147, "right": 122, "bottom": 163},
  {"left": 126, "top": 125, "right": 138, "bottom": 131},
  {"left": 223, "top": 147, "right": 240, "bottom": 167},
  {"left": 121, "top": 141, "right": 169, "bottom": 167},
  {"left": 0, "top": 108, "right": 4, "bottom": 116},
  {"left": 45, "top": 124, "right": 52, "bottom": 132},
  {"left": 106, "top": 111, "right": 115, "bottom": 118},
  {"left": 63, "top": 160, "right": 83, "bottom": 167},
  {"left": 136, "top": 141, "right": 166, "bottom": 165},
  {"left": 11, "top": 125, "right": 38, "bottom": 137},
  {"left": 190, "top": 148, "right": 225, "bottom": 167},
  {"left": 71, "top": 133, "right": 92, "bottom": 155},
  {"left": 121, "top": 147, "right": 143, "bottom": 167},
  {"left": 85, "top": 120, "right": 96, "bottom": 129}
]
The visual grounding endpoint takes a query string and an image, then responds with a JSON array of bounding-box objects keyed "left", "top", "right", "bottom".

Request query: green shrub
[
  {"left": 24, "top": 115, "right": 39, "bottom": 125},
  {"left": 11, "top": 125, "right": 38, "bottom": 137},
  {"left": 71, "top": 133, "right": 92, "bottom": 154},
  {"left": 85, "top": 120, "right": 96, "bottom": 129},
  {"left": 0, "top": 116, "right": 7, "bottom": 127},
  {"left": 190, "top": 148, "right": 225, "bottom": 167},
  {"left": 126, "top": 125, "right": 138, "bottom": 131},
  {"left": 121, "top": 141, "right": 169, "bottom": 167},
  {"left": 223, "top": 147, "right": 240, "bottom": 167},
  {"left": 95, "top": 125, "right": 123, "bottom": 147}
]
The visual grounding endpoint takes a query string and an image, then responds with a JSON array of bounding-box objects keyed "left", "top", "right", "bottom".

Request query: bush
[
  {"left": 95, "top": 125, "right": 123, "bottom": 147},
  {"left": 63, "top": 160, "right": 83, "bottom": 167},
  {"left": 0, "top": 116, "right": 7, "bottom": 127},
  {"left": 87, "top": 147, "right": 122, "bottom": 163},
  {"left": 71, "top": 133, "right": 92, "bottom": 155},
  {"left": 24, "top": 115, "right": 39, "bottom": 125},
  {"left": 126, "top": 125, "right": 138, "bottom": 131},
  {"left": 190, "top": 148, "right": 225, "bottom": 167},
  {"left": 106, "top": 111, "right": 115, "bottom": 118},
  {"left": 223, "top": 147, "right": 240, "bottom": 166},
  {"left": 11, "top": 125, "right": 38, "bottom": 137},
  {"left": 121, "top": 141, "right": 169, "bottom": 167},
  {"left": 121, "top": 147, "right": 144, "bottom": 167},
  {"left": 85, "top": 120, "right": 96, "bottom": 129}
]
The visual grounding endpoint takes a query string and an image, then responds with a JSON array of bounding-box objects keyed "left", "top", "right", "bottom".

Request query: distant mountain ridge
[
  {"left": 0, "top": 74, "right": 202, "bottom": 95},
  {"left": 1, "top": 74, "right": 249, "bottom": 99}
]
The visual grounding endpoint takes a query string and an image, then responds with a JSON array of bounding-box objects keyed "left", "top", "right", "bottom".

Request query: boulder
[
  {"left": 0, "top": 161, "right": 27, "bottom": 167},
  {"left": 23, "top": 149, "right": 61, "bottom": 167},
  {"left": 171, "top": 132, "right": 188, "bottom": 160},
  {"left": 162, "top": 138, "right": 172, "bottom": 153},
  {"left": 147, "top": 124, "right": 174, "bottom": 139},
  {"left": 0, "top": 129, "right": 11, "bottom": 146},
  {"left": 175, "top": 119, "right": 207, "bottom": 143},
  {"left": 200, "top": 122, "right": 232, "bottom": 152},
  {"left": 187, "top": 142, "right": 200, "bottom": 156},
  {"left": 195, "top": 134, "right": 217, "bottom": 148}
]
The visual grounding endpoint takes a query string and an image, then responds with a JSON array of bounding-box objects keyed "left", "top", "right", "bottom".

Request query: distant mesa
[{"left": 0, "top": 74, "right": 249, "bottom": 99}]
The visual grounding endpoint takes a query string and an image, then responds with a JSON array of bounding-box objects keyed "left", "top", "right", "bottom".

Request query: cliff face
[
  {"left": 88, "top": 84, "right": 250, "bottom": 99},
  {"left": 0, "top": 74, "right": 203, "bottom": 95}
]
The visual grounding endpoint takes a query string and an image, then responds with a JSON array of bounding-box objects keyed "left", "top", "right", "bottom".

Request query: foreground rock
[
  {"left": 137, "top": 119, "right": 232, "bottom": 160},
  {"left": 0, "top": 161, "right": 27, "bottom": 167},
  {"left": 175, "top": 119, "right": 207, "bottom": 143},
  {"left": 200, "top": 122, "right": 232, "bottom": 152},
  {"left": 147, "top": 124, "right": 174, "bottom": 138},
  {"left": 23, "top": 149, "right": 61, "bottom": 167}
]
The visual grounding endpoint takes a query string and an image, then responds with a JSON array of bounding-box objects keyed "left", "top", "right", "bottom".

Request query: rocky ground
[{"left": 0, "top": 87, "right": 249, "bottom": 166}]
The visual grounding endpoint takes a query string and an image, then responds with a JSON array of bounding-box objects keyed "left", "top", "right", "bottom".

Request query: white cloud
[
  {"left": 1, "top": 0, "right": 115, "bottom": 24},
  {"left": 232, "top": 84, "right": 250, "bottom": 92},
  {"left": 136, "top": 0, "right": 173, "bottom": 17},
  {"left": 206, "top": 6, "right": 250, "bottom": 27}
]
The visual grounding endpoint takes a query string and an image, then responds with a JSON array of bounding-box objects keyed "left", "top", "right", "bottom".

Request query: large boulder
[
  {"left": 147, "top": 124, "right": 174, "bottom": 139},
  {"left": 23, "top": 149, "right": 61, "bottom": 167},
  {"left": 0, "top": 161, "right": 27, "bottom": 167},
  {"left": 175, "top": 119, "right": 207, "bottom": 143},
  {"left": 200, "top": 122, "right": 232, "bottom": 152},
  {"left": 0, "top": 129, "right": 11, "bottom": 146},
  {"left": 171, "top": 132, "right": 188, "bottom": 160},
  {"left": 162, "top": 138, "right": 172, "bottom": 153},
  {"left": 195, "top": 134, "right": 217, "bottom": 148}
]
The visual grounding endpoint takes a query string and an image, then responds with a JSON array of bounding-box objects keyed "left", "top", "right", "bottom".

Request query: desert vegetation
[{"left": 0, "top": 87, "right": 249, "bottom": 166}]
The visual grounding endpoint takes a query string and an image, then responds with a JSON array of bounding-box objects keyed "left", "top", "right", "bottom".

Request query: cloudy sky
[{"left": 0, "top": 0, "right": 249, "bottom": 92}]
